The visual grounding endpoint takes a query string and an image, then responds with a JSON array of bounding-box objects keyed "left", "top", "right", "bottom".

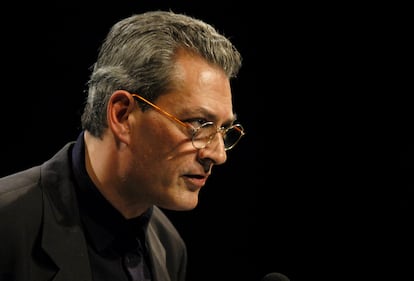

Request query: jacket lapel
[
  {"left": 147, "top": 223, "right": 171, "bottom": 281},
  {"left": 41, "top": 196, "right": 92, "bottom": 281},
  {"left": 40, "top": 147, "right": 93, "bottom": 281}
]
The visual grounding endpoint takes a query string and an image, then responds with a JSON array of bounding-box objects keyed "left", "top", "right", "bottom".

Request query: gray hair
[{"left": 81, "top": 10, "right": 242, "bottom": 138}]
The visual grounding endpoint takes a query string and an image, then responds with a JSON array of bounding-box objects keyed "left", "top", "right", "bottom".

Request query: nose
[{"left": 197, "top": 134, "right": 227, "bottom": 165}]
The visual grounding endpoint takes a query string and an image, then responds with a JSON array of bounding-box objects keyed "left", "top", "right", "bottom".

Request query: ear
[{"left": 107, "top": 90, "right": 136, "bottom": 144}]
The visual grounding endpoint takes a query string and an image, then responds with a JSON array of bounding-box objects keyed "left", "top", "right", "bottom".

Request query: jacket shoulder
[{"left": 0, "top": 166, "right": 41, "bottom": 208}]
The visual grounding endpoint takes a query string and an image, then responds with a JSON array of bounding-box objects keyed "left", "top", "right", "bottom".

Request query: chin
[
  {"left": 176, "top": 200, "right": 199, "bottom": 211},
  {"left": 163, "top": 195, "right": 199, "bottom": 211}
]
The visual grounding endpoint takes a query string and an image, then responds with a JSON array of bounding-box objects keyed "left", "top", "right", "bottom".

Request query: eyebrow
[{"left": 183, "top": 107, "right": 237, "bottom": 126}]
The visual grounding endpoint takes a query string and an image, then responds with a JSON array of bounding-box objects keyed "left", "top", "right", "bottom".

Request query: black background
[{"left": 1, "top": 1, "right": 412, "bottom": 280}]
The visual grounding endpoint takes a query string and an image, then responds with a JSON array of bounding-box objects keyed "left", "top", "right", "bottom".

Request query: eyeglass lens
[{"left": 192, "top": 123, "right": 244, "bottom": 150}]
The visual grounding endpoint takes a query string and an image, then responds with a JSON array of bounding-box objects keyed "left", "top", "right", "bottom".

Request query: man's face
[{"left": 126, "top": 51, "right": 235, "bottom": 212}]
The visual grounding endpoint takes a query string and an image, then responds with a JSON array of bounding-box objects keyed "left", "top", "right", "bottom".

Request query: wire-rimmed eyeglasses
[{"left": 131, "top": 93, "right": 245, "bottom": 151}]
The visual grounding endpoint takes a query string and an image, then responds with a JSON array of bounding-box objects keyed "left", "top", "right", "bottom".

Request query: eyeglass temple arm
[
  {"left": 233, "top": 124, "right": 245, "bottom": 135},
  {"left": 131, "top": 94, "right": 191, "bottom": 129}
]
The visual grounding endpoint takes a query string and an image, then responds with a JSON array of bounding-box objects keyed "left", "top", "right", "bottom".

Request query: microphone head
[{"left": 261, "top": 272, "right": 290, "bottom": 281}]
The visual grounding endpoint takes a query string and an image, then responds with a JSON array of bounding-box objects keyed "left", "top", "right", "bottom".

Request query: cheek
[
  {"left": 129, "top": 123, "right": 169, "bottom": 182},
  {"left": 136, "top": 123, "right": 165, "bottom": 152},
  {"left": 135, "top": 117, "right": 181, "bottom": 155}
]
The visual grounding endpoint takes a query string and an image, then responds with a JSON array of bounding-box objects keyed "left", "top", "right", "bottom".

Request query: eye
[{"left": 185, "top": 118, "right": 210, "bottom": 127}]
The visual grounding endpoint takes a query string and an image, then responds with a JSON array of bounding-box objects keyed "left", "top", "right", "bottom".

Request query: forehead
[{"left": 160, "top": 51, "right": 235, "bottom": 122}]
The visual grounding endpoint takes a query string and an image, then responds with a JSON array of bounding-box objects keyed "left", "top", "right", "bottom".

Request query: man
[{"left": 0, "top": 10, "right": 244, "bottom": 281}]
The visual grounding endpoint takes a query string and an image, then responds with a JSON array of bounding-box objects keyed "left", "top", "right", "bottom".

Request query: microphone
[{"left": 261, "top": 272, "right": 290, "bottom": 281}]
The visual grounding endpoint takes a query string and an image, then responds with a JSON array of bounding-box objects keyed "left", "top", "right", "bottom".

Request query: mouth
[{"left": 183, "top": 174, "right": 208, "bottom": 190}]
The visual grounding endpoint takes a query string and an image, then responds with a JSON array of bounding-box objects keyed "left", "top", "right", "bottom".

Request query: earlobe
[{"left": 107, "top": 90, "right": 136, "bottom": 144}]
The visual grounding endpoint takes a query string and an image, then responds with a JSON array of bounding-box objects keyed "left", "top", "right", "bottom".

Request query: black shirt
[{"left": 71, "top": 131, "right": 153, "bottom": 281}]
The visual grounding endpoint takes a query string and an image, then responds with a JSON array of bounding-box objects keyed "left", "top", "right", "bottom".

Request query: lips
[{"left": 183, "top": 175, "right": 207, "bottom": 190}]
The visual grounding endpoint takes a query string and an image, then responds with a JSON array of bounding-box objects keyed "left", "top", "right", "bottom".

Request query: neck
[{"left": 83, "top": 131, "right": 150, "bottom": 219}]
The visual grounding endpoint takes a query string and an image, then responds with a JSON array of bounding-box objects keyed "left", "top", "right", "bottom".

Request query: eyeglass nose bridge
[{"left": 210, "top": 127, "right": 227, "bottom": 148}]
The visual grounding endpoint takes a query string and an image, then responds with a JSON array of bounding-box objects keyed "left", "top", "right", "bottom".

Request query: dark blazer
[{"left": 0, "top": 142, "right": 187, "bottom": 281}]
